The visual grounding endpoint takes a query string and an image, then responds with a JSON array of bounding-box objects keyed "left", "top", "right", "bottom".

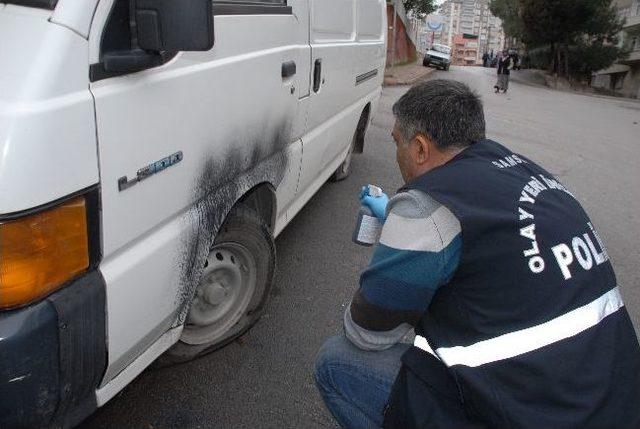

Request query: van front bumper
[{"left": 0, "top": 270, "right": 106, "bottom": 428}]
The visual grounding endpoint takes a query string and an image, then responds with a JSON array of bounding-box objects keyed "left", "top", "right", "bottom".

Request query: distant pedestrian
[
  {"left": 494, "top": 50, "right": 502, "bottom": 68},
  {"left": 512, "top": 52, "right": 521, "bottom": 71},
  {"left": 494, "top": 51, "right": 512, "bottom": 93},
  {"left": 482, "top": 52, "right": 489, "bottom": 68}
]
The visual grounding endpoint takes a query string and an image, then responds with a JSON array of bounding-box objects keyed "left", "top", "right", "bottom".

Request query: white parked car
[
  {"left": 0, "top": 0, "right": 386, "bottom": 426},
  {"left": 423, "top": 43, "right": 452, "bottom": 70}
]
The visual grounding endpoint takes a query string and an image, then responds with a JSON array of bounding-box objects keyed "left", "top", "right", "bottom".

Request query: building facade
[
  {"left": 592, "top": 0, "right": 640, "bottom": 98},
  {"left": 439, "top": 0, "right": 462, "bottom": 47},
  {"left": 437, "top": 0, "right": 504, "bottom": 64},
  {"left": 452, "top": 33, "right": 480, "bottom": 65},
  {"left": 475, "top": 0, "right": 505, "bottom": 58}
]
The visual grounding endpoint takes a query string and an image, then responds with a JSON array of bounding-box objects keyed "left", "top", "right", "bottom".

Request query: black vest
[{"left": 384, "top": 140, "right": 640, "bottom": 429}]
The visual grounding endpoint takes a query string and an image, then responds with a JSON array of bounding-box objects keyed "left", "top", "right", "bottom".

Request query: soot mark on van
[{"left": 175, "top": 120, "right": 292, "bottom": 326}]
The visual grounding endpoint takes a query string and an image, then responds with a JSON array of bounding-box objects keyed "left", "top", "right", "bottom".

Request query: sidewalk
[
  {"left": 508, "top": 69, "right": 548, "bottom": 88},
  {"left": 509, "top": 68, "right": 640, "bottom": 103},
  {"left": 384, "top": 61, "right": 436, "bottom": 86}
]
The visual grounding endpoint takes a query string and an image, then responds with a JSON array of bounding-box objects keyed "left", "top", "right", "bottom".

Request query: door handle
[
  {"left": 282, "top": 61, "right": 297, "bottom": 78},
  {"left": 313, "top": 58, "right": 322, "bottom": 93}
]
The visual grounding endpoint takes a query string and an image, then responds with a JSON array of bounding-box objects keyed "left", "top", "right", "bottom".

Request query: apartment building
[
  {"left": 438, "top": 0, "right": 504, "bottom": 64},
  {"left": 439, "top": 0, "right": 462, "bottom": 47},
  {"left": 452, "top": 33, "right": 480, "bottom": 65},
  {"left": 592, "top": 0, "right": 640, "bottom": 98},
  {"left": 475, "top": 0, "right": 505, "bottom": 57}
]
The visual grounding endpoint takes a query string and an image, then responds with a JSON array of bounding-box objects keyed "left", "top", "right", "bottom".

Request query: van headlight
[{"left": 0, "top": 197, "right": 90, "bottom": 309}]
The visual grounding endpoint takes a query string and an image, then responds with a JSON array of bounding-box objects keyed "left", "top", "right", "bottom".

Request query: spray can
[{"left": 353, "top": 185, "right": 384, "bottom": 246}]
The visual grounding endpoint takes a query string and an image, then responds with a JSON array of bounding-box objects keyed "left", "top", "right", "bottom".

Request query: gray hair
[{"left": 392, "top": 79, "right": 486, "bottom": 150}]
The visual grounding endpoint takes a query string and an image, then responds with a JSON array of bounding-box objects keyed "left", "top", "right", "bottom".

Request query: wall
[
  {"left": 386, "top": 3, "right": 417, "bottom": 65},
  {"left": 621, "top": 64, "right": 640, "bottom": 98}
]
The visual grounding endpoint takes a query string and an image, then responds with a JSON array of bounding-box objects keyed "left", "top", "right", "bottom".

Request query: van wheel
[
  {"left": 332, "top": 105, "right": 369, "bottom": 182},
  {"left": 331, "top": 133, "right": 356, "bottom": 182},
  {"left": 163, "top": 205, "right": 275, "bottom": 363}
]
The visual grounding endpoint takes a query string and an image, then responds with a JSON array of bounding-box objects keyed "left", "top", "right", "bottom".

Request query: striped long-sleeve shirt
[{"left": 345, "top": 189, "right": 462, "bottom": 351}]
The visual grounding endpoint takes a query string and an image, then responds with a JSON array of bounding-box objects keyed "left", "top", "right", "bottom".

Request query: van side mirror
[
  {"left": 134, "top": 0, "right": 214, "bottom": 52},
  {"left": 100, "top": 0, "right": 214, "bottom": 76}
]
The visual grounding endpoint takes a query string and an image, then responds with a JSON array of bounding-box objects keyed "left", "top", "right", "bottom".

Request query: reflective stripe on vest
[{"left": 414, "top": 287, "right": 624, "bottom": 368}]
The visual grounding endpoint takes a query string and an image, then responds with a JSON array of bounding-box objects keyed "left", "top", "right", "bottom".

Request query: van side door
[
  {"left": 295, "top": 0, "right": 385, "bottom": 203},
  {"left": 88, "top": 0, "right": 304, "bottom": 387}
]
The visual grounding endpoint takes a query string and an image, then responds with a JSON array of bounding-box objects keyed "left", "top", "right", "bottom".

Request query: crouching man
[{"left": 314, "top": 79, "right": 640, "bottom": 429}]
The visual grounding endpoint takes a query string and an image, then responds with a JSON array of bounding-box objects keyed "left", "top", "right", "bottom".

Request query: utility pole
[
  {"left": 391, "top": 0, "right": 398, "bottom": 67},
  {"left": 447, "top": 1, "right": 455, "bottom": 47},
  {"left": 415, "top": 16, "right": 420, "bottom": 53}
]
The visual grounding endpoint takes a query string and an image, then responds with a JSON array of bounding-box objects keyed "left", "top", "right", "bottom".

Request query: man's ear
[{"left": 412, "top": 133, "right": 431, "bottom": 165}]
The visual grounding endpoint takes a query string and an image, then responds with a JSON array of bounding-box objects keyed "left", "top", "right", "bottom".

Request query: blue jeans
[{"left": 314, "top": 335, "right": 410, "bottom": 429}]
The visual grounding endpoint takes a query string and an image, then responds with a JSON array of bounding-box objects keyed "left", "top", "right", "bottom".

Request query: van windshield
[
  {"left": 4, "top": 0, "right": 57, "bottom": 9},
  {"left": 431, "top": 45, "right": 451, "bottom": 54}
]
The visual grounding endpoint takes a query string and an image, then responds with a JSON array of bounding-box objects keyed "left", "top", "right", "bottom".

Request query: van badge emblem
[{"left": 118, "top": 151, "right": 183, "bottom": 192}]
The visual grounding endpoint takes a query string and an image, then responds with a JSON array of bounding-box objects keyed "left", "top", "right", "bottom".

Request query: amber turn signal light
[{"left": 0, "top": 197, "right": 90, "bottom": 309}]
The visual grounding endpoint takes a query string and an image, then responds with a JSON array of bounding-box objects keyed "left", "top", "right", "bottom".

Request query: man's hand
[{"left": 359, "top": 186, "right": 389, "bottom": 220}]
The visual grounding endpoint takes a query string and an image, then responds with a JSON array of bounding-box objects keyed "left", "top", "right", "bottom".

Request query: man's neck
[
  {"left": 429, "top": 146, "right": 466, "bottom": 171},
  {"left": 408, "top": 146, "right": 466, "bottom": 183}
]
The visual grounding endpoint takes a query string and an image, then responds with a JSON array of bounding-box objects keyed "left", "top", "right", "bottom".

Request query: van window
[
  {"left": 101, "top": 0, "right": 131, "bottom": 57},
  {"left": 312, "top": 0, "right": 356, "bottom": 43},
  {"left": 357, "top": 0, "right": 383, "bottom": 41}
]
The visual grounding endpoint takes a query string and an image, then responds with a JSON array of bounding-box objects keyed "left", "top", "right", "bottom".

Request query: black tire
[
  {"left": 331, "top": 108, "right": 368, "bottom": 182},
  {"left": 160, "top": 205, "right": 275, "bottom": 364},
  {"left": 423, "top": 58, "right": 429, "bottom": 67},
  {"left": 331, "top": 132, "right": 356, "bottom": 182}
]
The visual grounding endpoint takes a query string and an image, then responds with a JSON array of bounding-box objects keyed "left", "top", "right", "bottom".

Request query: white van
[{"left": 0, "top": 0, "right": 386, "bottom": 426}]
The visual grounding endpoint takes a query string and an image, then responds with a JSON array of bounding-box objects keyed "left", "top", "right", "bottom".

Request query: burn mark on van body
[{"left": 174, "top": 120, "right": 292, "bottom": 326}]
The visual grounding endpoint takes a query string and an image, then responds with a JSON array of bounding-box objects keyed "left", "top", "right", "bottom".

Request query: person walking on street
[
  {"left": 513, "top": 52, "right": 521, "bottom": 70},
  {"left": 482, "top": 52, "right": 489, "bottom": 68},
  {"left": 493, "top": 50, "right": 503, "bottom": 74},
  {"left": 495, "top": 50, "right": 512, "bottom": 93},
  {"left": 314, "top": 79, "right": 640, "bottom": 429}
]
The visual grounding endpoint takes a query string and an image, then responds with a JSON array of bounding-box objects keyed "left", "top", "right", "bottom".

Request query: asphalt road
[{"left": 81, "top": 66, "right": 640, "bottom": 429}]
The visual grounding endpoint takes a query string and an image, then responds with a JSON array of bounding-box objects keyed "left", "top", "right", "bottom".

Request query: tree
[
  {"left": 569, "top": 41, "right": 625, "bottom": 83},
  {"left": 490, "top": 0, "right": 625, "bottom": 80},
  {"left": 519, "top": 0, "right": 624, "bottom": 77},
  {"left": 489, "top": 0, "right": 522, "bottom": 39},
  {"left": 402, "top": 0, "right": 436, "bottom": 18}
]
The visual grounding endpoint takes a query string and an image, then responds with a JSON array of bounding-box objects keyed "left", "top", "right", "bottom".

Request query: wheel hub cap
[{"left": 181, "top": 243, "right": 258, "bottom": 345}]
